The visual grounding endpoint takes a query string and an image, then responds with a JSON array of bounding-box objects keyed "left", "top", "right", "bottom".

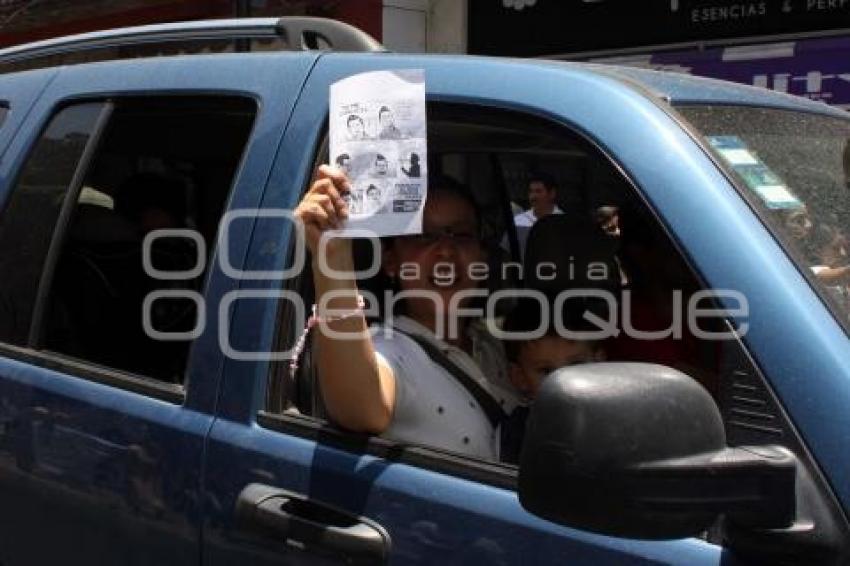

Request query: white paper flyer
[{"left": 329, "top": 69, "right": 427, "bottom": 237}]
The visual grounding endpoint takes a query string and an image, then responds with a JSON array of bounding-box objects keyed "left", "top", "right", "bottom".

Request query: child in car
[
  {"left": 504, "top": 297, "right": 606, "bottom": 400},
  {"left": 500, "top": 297, "right": 606, "bottom": 462}
]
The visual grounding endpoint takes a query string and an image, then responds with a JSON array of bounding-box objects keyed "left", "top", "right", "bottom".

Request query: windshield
[{"left": 679, "top": 105, "right": 850, "bottom": 326}]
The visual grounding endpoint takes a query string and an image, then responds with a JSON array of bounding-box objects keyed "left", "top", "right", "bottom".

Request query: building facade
[
  {"left": 468, "top": 0, "right": 850, "bottom": 109},
  {"left": 3, "top": 0, "right": 849, "bottom": 109},
  {"left": 0, "top": 0, "right": 467, "bottom": 55}
]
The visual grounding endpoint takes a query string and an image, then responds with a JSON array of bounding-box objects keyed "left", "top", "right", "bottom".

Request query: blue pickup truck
[{"left": 0, "top": 17, "right": 848, "bottom": 565}]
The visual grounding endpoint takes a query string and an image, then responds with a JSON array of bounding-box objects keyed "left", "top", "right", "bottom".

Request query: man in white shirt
[{"left": 512, "top": 174, "right": 563, "bottom": 257}]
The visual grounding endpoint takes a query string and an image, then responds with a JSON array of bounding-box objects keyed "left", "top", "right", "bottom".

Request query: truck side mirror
[{"left": 518, "top": 363, "right": 797, "bottom": 539}]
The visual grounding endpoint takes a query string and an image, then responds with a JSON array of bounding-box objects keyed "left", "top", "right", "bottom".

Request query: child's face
[{"left": 510, "top": 336, "right": 601, "bottom": 399}]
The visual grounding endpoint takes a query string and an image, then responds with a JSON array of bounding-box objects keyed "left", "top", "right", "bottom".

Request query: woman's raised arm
[{"left": 294, "top": 165, "right": 396, "bottom": 433}]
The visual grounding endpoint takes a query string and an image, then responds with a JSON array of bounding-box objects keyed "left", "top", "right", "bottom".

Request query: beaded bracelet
[{"left": 289, "top": 295, "right": 366, "bottom": 379}]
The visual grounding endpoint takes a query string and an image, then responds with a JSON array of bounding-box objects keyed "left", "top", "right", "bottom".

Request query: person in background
[
  {"left": 512, "top": 173, "right": 563, "bottom": 257},
  {"left": 781, "top": 206, "right": 850, "bottom": 292},
  {"left": 783, "top": 206, "right": 814, "bottom": 244},
  {"left": 514, "top": 173, "right": 562, "bottom": 227},
  {"left": 594, "top": 205, "right": 621, "bottom": 238},
  {"left": 808, "top": 223, "right": 850, "bottom": 314},
  {"left": 595, "top": 204, "right": 629, "bottom": 285}
]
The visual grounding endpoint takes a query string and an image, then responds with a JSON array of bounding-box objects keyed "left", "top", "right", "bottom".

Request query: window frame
[
  {"left": 0, "top": 94, "right": 258, "bottom": 404},
  {"left": 0, "top": 98, "right": 188, "bottom": 402},
  {"left": 28, "top": 101, "right": 114, "bottom": 347},
  {"left": 259, "top": 101, "right": 758, "bottom": 489}
]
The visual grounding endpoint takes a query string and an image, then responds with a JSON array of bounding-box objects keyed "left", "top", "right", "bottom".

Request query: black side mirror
[{"left": 518, "top": 363, "right": 796, "bottom": 539}]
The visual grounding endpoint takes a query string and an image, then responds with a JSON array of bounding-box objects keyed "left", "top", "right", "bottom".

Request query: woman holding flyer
[{"left": 293, "top": 165, "right": 516, "bottom": 461}]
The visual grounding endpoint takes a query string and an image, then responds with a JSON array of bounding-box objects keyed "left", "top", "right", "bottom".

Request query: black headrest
[{"left": 523, "top": 212, "right": 620, "bottom": 294}]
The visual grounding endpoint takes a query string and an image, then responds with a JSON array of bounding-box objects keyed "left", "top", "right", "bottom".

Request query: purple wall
[{"left": 617, "top": 35, "right": 850, "bottom": 110}]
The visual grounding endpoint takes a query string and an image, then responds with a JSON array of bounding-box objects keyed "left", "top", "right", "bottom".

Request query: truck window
[
  {"left": 0, "top": 96, "right": 255, "bottom": 386},
  {"left": 679, "top": 105, "right": 850, "bottom": 330},
  {"left": 0, "top": 103, "right": 106, "bottom": 346},
  {"left": 264, "top": 104, "right": 741, "bottom": 473}
]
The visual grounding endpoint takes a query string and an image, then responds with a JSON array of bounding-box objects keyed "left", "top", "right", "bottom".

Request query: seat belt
[{"left": 396, "top": 329, "right": 507, "bottom": 428}]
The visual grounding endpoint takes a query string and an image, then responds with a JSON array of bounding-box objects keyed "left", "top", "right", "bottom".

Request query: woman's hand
[{"left": 294, "top": 165, "right": 351, "bottom": 264}]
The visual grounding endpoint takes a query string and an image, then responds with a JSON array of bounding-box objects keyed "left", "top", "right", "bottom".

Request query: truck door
[
  {"left": 0, "top": 53, "right": 315, "bottom": 565},
  {"left": 199, "top": 56, "right": 774, "bottom": 565}
]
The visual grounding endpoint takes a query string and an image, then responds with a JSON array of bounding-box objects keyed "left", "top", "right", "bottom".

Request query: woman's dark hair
[{"left": 428, "top": 174, "right": 480, "bottom": 228}]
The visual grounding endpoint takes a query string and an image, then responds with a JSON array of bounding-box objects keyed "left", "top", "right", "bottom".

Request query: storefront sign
[{"left": 469, "top": 0, "right": 850, "bottom": 57}]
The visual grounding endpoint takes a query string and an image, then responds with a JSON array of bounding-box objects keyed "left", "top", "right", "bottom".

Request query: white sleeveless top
[{"left": 372, "top": 316, "right": 520, "bottom": 461}]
